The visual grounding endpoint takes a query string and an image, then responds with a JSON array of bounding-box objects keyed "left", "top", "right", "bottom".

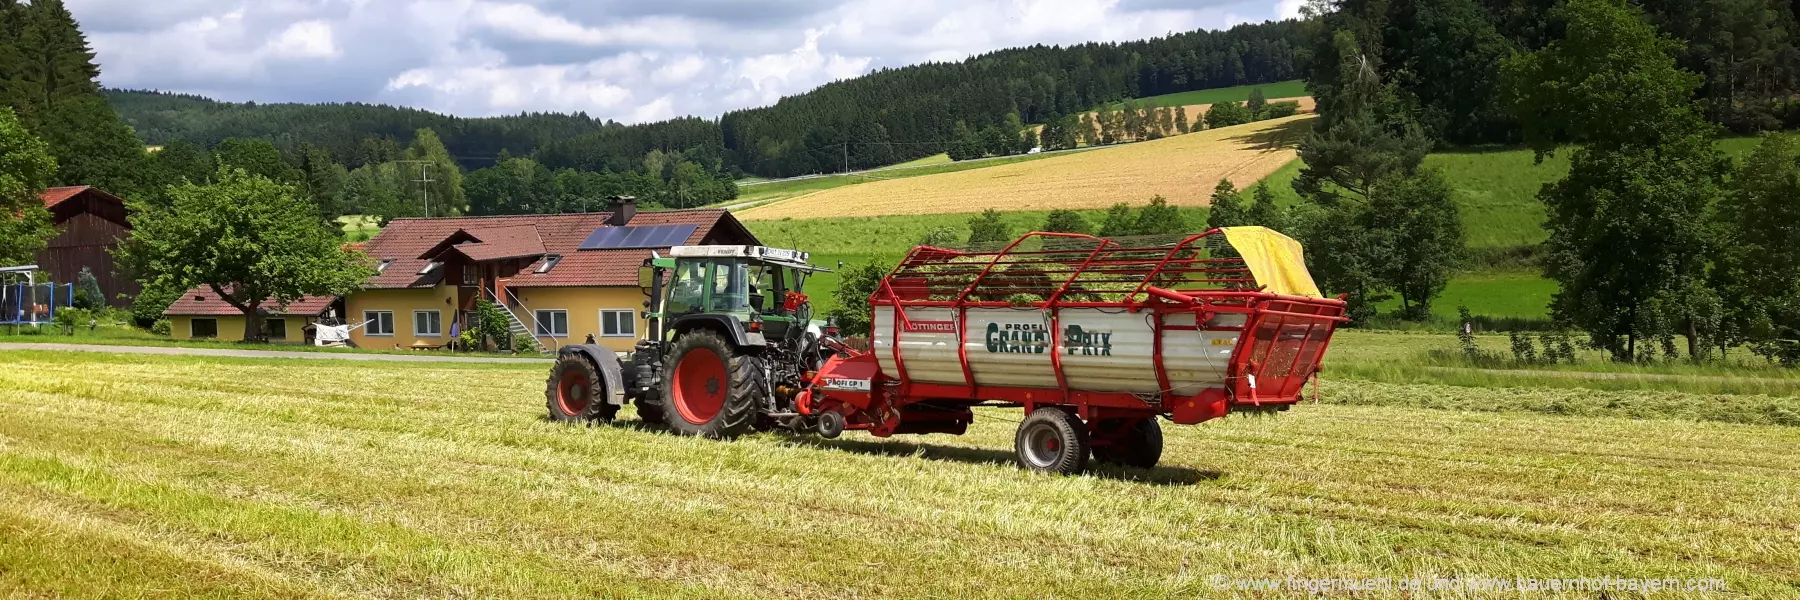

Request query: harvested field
[
  {"left": 740, "top": 114, "right": 1314, "bottom": 220},
  {"left": 2, "top": 349, "right": 1797, "bottom": 598}
]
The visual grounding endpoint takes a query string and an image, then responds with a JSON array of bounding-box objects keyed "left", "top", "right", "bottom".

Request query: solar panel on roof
[{"left": 578, "top": 224, "right": 698, "bottom": 250}]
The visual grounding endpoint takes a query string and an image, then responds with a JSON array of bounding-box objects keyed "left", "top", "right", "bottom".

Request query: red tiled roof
[
  {"left": 40, "top": 186, "right": 90, "bottom": 208},
  {"left": 162, "top": 209, "right": 755, "bottom": 316},
  {"left": 362, "top": 209, "right": 752, "bottom": 288},
  {"left": 429, "top": 225, "right": 547, "bottom": 262},
  {"left": 163, "top": 289, "right": 338, "bottom": 317}
]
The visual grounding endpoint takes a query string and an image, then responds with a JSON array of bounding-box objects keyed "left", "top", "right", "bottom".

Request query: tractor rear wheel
[
  {"left": 661, "top": 330, "right": 761, "bottom": 438},
  {"left": 546, "top": 353, "right": 617, "bottom": 422},
  {"left": 1092, "top": 418, "right": 1163, "bottom": 469},
  {"left": 1014, "top": 407, "right": 1089, "bottom": 475}
]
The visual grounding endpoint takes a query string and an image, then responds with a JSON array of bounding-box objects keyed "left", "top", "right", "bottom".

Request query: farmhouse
[
  {"left": 167, "top": 199, "right": 759, "bottom": 352},
  {"left": 36, "top": 186, "right": 138, "bottom": 307},
  {"left": 165, "top": 291, "right": 340, "bottom": 343}
]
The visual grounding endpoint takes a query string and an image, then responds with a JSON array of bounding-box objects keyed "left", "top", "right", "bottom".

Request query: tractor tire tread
[
  {"left": 662, "top": 330, "right": 762, "bottom": 439},
  {"left": 546, "top": 353, "right": 617, "bottom": 422}
]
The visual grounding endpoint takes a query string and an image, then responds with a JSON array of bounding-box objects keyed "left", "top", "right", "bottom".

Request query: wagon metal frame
[{"left": 797, "top": 228, "right": 1348, "bottom": 448}]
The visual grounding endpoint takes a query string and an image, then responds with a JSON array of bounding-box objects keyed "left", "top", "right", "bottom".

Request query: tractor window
[
  {"left": 708, "top": 261, "right": 751, "bottom": 312},
  {"left": 748, "top": 264, "right": 776, "bottom": 313},
  {"left": 666, "top": 261, "right": 707, "bottom": 315}
]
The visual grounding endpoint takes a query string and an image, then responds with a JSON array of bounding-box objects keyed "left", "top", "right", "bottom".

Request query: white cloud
[
  {"left": 1278, "top": 0, "right": 1307, "bottom": 20},
  {"left": 471, "top": 2, "right": 699, "bottom": 48},
  {"left": 267, "top": 20, "right": 341, "bottom": 59},
  {"left": 69, "top": 0, "right": 1295, "bottom": 121}
]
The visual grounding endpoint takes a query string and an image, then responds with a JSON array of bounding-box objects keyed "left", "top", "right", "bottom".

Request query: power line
[{"left": 398, "top": 160, "right": 435, "bottom": 217}]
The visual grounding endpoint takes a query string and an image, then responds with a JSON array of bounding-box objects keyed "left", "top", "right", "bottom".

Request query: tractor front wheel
[
  {"left": 546, "top": 353, "right": 617, "bottom": 422},
  {"left": 1014, "top": 407, "right": 1089, "bottom": 475},
  {"left": 661, "top": 330, "right": 761, "bottom": 438},
  {"left": 1092, "top": 418, "right": 1163, "bottom": 469}
]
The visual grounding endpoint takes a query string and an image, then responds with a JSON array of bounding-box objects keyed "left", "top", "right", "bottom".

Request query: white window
[
  {"left": 418, "top": 261, "right": 441, "bottom": 275},
  {"left": 600, "top": 309, "right": 636, "bottom": 337},
  {"left": 462, "top": 263, "right": 480, "bottom": 285},
  {"left": 414, "top": 310, "right": 442, "bottom": 337},
  {"left": 376, "top": 259, "right": 394, "bottom": 273},
  {"left": 365, "top": 311, "right": 394, "bottom": 336},
  {"left": 534, "top": 309, "right": 568, "bottom": 337},
  {"left": 536, "top": 254, "right": 562, "bottom": 273}
]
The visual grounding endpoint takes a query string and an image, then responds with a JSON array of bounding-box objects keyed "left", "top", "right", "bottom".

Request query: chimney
[{"left": 606, "top": 195, "right": 637, "bottom": 227}]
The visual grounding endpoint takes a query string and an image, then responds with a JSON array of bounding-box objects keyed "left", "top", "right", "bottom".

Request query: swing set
[{"left": 0, "top": 265, "right": 73, "bottom": 330}]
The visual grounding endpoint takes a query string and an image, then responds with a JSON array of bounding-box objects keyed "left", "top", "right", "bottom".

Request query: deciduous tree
[
  {"left": 1712, "top": 133, "right": 1800, "bottom": 363},
  {"left": 1205, "top": 101, "right": 1253, "bottom": 129},
  {"left": 1247, "top": 183, "right": 1287, "bottom": 232},
  {"left": 966, "top": 209, "right": 1013, "bottom": 246},
  {"left": 0, "top": 106, "right": 56, "bottom": 266},
  {"left": 1504, "top": 0, "right": 1727, "bottom": 359},
  {"left": 1097, "top": 202, "right": 1135, "bottom": 237},
  {"left": 1205, "top": 179, "right": 1247, "bottom": 230},
  {"left": 1132, "top": 196, "right": 1186, "bottom": 235},
  {"left": 1041, "top": 209, "right": 1091, "bottom": 234},
  {"left": 121, "top": 168, "right": 375, "bottom": 341}
]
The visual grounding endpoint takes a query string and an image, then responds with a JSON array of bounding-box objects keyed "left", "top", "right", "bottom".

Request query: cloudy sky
[{"left": 71, "top": 0, "right": 1304, "bottom": 123}]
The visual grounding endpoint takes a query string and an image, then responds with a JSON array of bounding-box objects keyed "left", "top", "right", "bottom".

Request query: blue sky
[{"left": 71, "top": 0, "right": 1304, "bottom": 122}]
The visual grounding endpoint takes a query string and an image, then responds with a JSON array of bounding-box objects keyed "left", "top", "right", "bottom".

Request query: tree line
[
  {"left": 1308, "top": 0, "right": 1799, "bottom": 145},
  {"left": 1296, "top": 0, "right": 1800, "bottom": 366},
  {"left": 723, "top": 21, "right": 1306, "bottom": 177},
  {"left": 103, "top": 20, "right": 1309, "bottom": 180}
]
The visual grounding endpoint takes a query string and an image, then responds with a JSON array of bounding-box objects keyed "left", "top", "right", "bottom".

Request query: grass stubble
[{"left": 0, "top": 349, "right": 1796, "bottom": 598}]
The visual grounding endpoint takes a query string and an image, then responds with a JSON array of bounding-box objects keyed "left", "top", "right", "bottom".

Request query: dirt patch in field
[{"left": 741, "top": 114, "right": 1315, "bottom": 221}]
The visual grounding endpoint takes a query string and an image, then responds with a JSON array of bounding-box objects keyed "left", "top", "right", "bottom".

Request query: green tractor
[{"left": 545, "top": 245, "right": 832, "bottom": 438}]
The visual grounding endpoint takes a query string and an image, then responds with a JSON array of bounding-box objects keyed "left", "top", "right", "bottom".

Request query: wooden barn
[{"left": 36, "top": 186, "right": 137, "bottom": 307}]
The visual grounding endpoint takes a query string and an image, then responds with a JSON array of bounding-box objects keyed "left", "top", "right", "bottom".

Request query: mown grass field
[
  {"left": 741, "top": 115, "right": 1313, "bottom": 220},
  {"left": 2, "top": 346, "right": 1797, "bottom": 598}
]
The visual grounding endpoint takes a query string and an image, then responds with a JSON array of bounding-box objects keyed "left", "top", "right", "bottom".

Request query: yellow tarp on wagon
[{"left": 1220, "top": 226, "right": 1324, "bottom": 298}]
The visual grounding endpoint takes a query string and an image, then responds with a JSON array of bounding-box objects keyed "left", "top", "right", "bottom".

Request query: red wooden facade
[{"left": 36, "top": 186, "right": 138, "bottom": 308}]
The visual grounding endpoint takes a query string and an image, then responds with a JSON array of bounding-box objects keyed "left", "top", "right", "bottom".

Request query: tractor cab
[{"left": 640, "top": 245, "right": 825, "bottom": 344}]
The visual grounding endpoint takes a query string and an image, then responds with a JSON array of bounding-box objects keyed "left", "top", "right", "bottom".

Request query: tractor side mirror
[{"left": 637, "top": 265, "right": 655, "bottom": 290}]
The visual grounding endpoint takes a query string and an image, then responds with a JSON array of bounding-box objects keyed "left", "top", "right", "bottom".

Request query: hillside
[
  {"left": 741, "top": 115, "right": 1313, "bottom": 220},
  {"left": 1099, "top": 80, "right": 1309, "bottom": 110},
  {"left": 105, "top": 20, "right": 1306, "bottom": 179}
]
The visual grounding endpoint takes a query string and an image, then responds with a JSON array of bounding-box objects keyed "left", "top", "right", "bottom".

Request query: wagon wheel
[
  {"left": 1014, "top": 407, "right": 1090, "bottom": 475},
  {"left": 660, "top": 330, "right": 761, "bottom": 439},
  {"left": 1091, "top": 418, "right": 1163, "bottom": 469}
]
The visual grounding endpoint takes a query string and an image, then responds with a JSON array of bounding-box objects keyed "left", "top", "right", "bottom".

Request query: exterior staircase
[
  {"left": 497, "top": 302, "right": 536, "bottom": 349},
  {"left": 499, "top": 286, "right": 555, "bottom": 353}
]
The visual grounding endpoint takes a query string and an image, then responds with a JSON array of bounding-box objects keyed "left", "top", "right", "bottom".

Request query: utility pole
[
  {"left": 843, "top": 142, "right": 849, "bottom": 174},
  {"left": 399, "top": 160, "right": 435, "bottom": 217}
]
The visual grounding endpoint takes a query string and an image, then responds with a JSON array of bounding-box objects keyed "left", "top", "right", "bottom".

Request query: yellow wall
[
  {"left": 508, "top": 286, "right": 649, "bottom": 353},
  {"left": 346, "top": 286, "right": 459, "bottom": 349},
  {"left": 169, "top": 315, "right": 307, "bottom": 342},
  {"left": 341, "top": 285, "right": 647, "bottom": 352}
]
